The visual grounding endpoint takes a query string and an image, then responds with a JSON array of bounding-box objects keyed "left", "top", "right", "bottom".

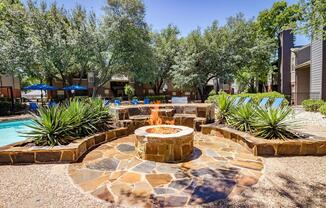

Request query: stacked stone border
[
  {"left": 201, "top": 124, "right": 326, "bottom": 156},
  {"left": 113, "top": 103, "right": 215, "bottom": 132},
  {"left": 0, "top": 128, "right": 128, "bottom": 165}
]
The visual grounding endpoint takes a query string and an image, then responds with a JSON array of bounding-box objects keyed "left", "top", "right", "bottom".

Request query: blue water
[{"left": 0, "top": 119, "right": 33, "bottom": 147}]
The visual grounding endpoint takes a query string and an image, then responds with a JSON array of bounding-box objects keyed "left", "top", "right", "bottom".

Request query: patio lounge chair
[
  {"left": 232, "top": 97, "right": 241, "bottom": 106},
  {"left": 48, "top": 101, "right": 58, "bottom": 108},
  {"left": 242, "top": 97, "right": 252, "bottom": 105},
  {"left": 114, "top": 100, "right": 121, "bottom": 106},
  {"left": 103, "top": 99, "right": 110, "bottom": 106},
  {"left": 144, "top": 98, "right": 150, "bottom": 104},
  {"left": 259, "top": 97, "right": 269, "bottom": 108},
  {"left": 271, "top": 98, "right": 285, "bottom": 109},
  {"left": 131, "top": 98, "right": 139, "bottom": 105},
  {"left": 171, "top": 96, "right": 188, "bottom": 104},
  {"left": 29, "top": 102, "right": 39, "bottom": 111}
]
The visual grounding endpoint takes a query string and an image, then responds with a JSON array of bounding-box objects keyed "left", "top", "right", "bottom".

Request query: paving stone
[
  {"left": 87, "top": 158, "right": 119, "bottom": 171},
  {"left": 154, "top": 187, "right": 176, "bottom": 195},
  {"left": 156, "top": 164, "right": 181, "bottom": 174},
  {"left": 71, "top": 168, "right": 103, "bottom": 184},
  {"left": 169, "top": 178, "right": 192, "bottom": 190},
  {"left": 119, "top": 172, "right": 141, "bottom": 184},
  {"left": 132, "top": 161, "right": 156, "bottom": 173},
  {"left": 79, "top": 173, "right": 110, "bottom": 192},
  {"left": 230, "top": 159, "right": 264, "bottom": 171},
  {"left": 164, "top": 196, "right": 188, "bottom": 207},
  {"left": 117, "top": 143, "right": 135, "bottom": 152},
  {"left": 145, "top": 174, "right": 172, "bottom": 187},
  {"left": 91, "top": 184, "right": 115, "bottom": 203},
  {"left": 133, "top": 182, "right": 153, "bottom": 197},
  {"left": 236, "top": 175, "right": 259, "bottom": 186},
  {"left": 189, "top": 178, "right": 236, "bottom": 204},
  {"left": 109, "top": 171, "right": 126, "bottom": 182},
  {"left": 190, "top": 167, "right": 220, "bottom": 178},
  {"left": 205, "top": 149, "right": 219, "bottom": 157},
  {"left": 174, "top": 170, "right": 191, "bottom": 179},
  {"left": 68, "top": 133, "right": 264, "bottom": 207},
  {"left": 110, "top": 182, "right": 133, "bottom": 196},
  {"left": 83, "top": 151, "right": 103, "bottom": 162}
]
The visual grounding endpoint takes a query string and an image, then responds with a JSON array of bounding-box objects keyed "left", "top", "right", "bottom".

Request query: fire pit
[{"left": 134, "top": 125, "right": 194, "bottom": 162}]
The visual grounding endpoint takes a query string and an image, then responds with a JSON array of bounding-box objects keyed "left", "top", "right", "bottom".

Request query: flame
[
  {"left": 148, "top": 101, "right": 175, "bottom": 126},
  {"left": 148, "top": 101, "right": 162, "bottom": 125}
]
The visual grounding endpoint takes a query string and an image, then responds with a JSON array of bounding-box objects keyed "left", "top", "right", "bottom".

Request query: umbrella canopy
[
  {"left": 63, "top": 85, "right": 87, "bottom": 91},
  {"left": 23, "top": 84, "right": 58, "bottom": 91}
]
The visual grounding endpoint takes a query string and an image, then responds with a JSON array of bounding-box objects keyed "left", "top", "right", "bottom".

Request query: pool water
[{"left": 0, "top": 119, "right": 33, "bottom": 147}]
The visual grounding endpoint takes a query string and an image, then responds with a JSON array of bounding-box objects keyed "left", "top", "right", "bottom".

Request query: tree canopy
[{"left": 0, "top": 0, "right": 322, "bottom": 99}]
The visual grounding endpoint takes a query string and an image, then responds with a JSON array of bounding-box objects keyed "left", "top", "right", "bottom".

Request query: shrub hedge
[
  {"left": 302, "top": 99, "right": 324, "bottom": 112},
  {"left": 319, "top": 104, "right": 326, "bottom": 116},
  {"left": 0, "top": 101, "right": 27, "bottom": 116},
  {"left": 206, "top": 91, "right": 288, "bottom": 106}
]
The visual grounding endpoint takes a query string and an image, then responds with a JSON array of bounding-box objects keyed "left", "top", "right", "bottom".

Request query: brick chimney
[{"left": 279, "top": 29, "right": 294, "bottom": 96}]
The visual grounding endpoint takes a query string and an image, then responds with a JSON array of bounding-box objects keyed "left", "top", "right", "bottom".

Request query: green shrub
[
  {"left": 208, "top": 89, "right": 217, "bottom": 96},
  {"left": 302, "top": 99, "right": 324, "bottom": 112},
  {"left": 215, "top": 92, "right": 234, "bottom": 123},
  {"left": 124, "top": 84, "right": 135, "bottom": 100},
  {"left": 0, "top": 101, "right": 27, "bottom": 116},
  {"left": 319, "top": 104, "right": 326, "bottom": 116},
  {"left": 252, "top": 106, "right": 298, "bottom": 140},
  {"left": 226, "top": 104, "right": 256, "bottom": 132},
  {"left": 206, "top": 91, "right": 288, "bottom": 106},
  {"left": 145, "top": 95, "right": 168, "bottom": 102},
  {"left": 24, "top": 98, "right": 112, "bottom": 146}
]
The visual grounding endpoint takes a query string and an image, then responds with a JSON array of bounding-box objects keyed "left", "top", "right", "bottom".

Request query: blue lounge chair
[
  {"left": 144, "top": 98, "right": 150, "bottom": 104},
  {"left": 29, "top": 102, "right": 39, "bottom": 111},
  {"left": 232, "top": 97, "right": 241, "bottom": 106},
  {"left": 242, "top": 97, "right": 252, "bottom": 105},
  {"left": 114, "top": 100, "right": 121, "bottom": 106},
  {"left": 103, "top": 99, "right": 110, "bottom": 106},
  {"left": 259, "top": 97, "right": 269, "bottom": 108},
  {"left": 271, "top": 98, "right": 285, "bottom": 109},
  {"left": 48, "top": 101, "right": 58, "bottom": 108},
  {"left": 131, "top": 98, "right": 139, "bottom": 105}
]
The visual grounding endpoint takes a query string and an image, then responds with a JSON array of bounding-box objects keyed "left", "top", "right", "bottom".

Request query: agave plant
[
  {"left": 227, "top": 103, "right": 256, "bottom": 132},
  {"left": 23, "top": 98, "right": 112, "bottom": 146},
  {"left": 24, "top": 107, "right": 77, "bottom": 146},
  {"left": 215, "top": 92, "right": 234, "bottom": 123},
  {"left": 252, "top": 106, "right": 298, "bottom": 140}
]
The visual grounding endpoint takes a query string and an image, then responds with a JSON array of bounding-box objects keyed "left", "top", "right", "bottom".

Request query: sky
[{"left": 25, "top": 0, "right": 309, "bottom": 45}]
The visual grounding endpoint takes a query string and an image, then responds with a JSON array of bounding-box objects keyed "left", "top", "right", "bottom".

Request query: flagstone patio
[{"left": 68, "top": 132, "right": 263, "bottom": 207}]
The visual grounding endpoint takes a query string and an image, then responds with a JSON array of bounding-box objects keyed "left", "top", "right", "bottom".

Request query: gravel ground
[
  {"left": 1, "top": 157, "right": 325, "bottom": 208},
  {"left": 230, "top": 156, "right": 326, "bottom": 208},
  {"left": 0, "top": 164, "right": 110, "bottom": 208}
]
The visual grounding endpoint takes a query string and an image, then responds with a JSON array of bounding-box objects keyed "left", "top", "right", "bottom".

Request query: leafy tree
[
  {"left": 298, "top": 0, "right": 326, "bottom": 38},
  {"left": 257, "top": 0, "right": 303, "bottom": 43},
  {"left": 150, "top": 24, "right": 180, "bottom": 95},
  {"left": 90, "top": 0, "right": 153, "bottom": 96},
  {"left": 0, "top": 0, "right": 32, "bottom": 75},
  {"left": 171, "top": 29, "right": 212, "bottom": 102}
]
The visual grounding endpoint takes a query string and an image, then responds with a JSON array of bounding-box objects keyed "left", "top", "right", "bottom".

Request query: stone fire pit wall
[
  {"left": 113, "top": 103, "right": 215, "bottom": 132},
  {"left": 135, "top": 125, "right": 194, "bottom": 163}
]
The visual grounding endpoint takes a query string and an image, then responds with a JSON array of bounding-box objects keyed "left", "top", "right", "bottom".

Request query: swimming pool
[{"left": 0, "top": 119, "right": 33, "bottom": 147}]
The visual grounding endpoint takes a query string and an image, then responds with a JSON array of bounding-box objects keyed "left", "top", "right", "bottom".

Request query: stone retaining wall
[
  {"left": 201, "top": 124, "right": 326, "bottom": 156},
  {"left": 113, "top": 103, "right": 215, "bottom": 132},
  {"left": 0, "top": 128, "right": 128, "bottom": 165}
]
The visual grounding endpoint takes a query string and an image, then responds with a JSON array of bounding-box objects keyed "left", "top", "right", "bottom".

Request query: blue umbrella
[
  {"left": 23, "top": 84, "right": 57, "bottom": 104},
  {"left": 63, "top": 85, "right": 88, "bottom": 91},
  {"left": 23, "top": 84, "right": 58, "bottom": 91}
]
